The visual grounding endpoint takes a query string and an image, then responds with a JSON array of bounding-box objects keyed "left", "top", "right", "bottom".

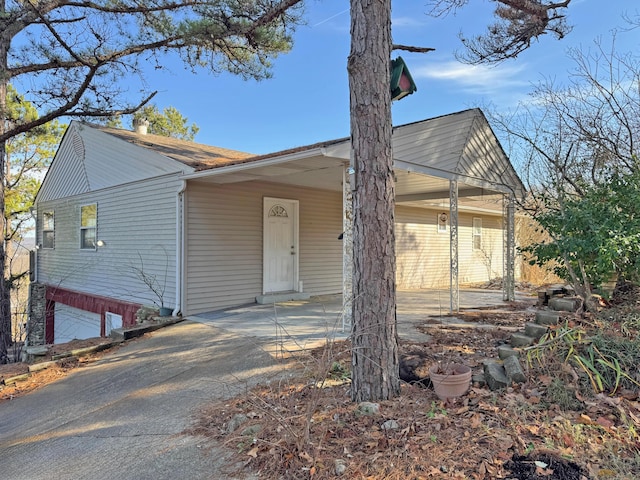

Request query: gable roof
[
  {"left": 38, "top": 109, "right": 524, "bottom": 203},
  {"left": 91, "top": 124, "right": 253, "bottom": 170},
  {"left": 181, "top": 108, "right": 524, "bottom": 197},
  {"left": 391, "top": 109, "right": 523, "bottom": 194},
  {"left": 37, "top": 121, "right": 197, "bottom": 202}
]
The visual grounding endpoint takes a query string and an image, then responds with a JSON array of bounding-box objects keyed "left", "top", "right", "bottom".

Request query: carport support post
[
  {"left": 503, "top": 193, "right": 516, "bottom": 302},
  {"left": 449, "top": 180, "right": 459, "bottom": 313},
  {"left": 342, "top": 166, "right": 354, "bottom": 331}
]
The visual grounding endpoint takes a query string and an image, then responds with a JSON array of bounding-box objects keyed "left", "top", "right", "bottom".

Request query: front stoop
[{"left": 256, "top": 292, "right": 311, "bottom": 304}]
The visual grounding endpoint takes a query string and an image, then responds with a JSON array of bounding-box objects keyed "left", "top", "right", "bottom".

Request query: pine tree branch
[{"left": 392, "top": 44, "right": 435, "bottom": 53}]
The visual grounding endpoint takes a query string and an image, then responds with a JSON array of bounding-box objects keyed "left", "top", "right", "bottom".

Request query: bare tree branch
[{"left": 392, "top": 44, "right": 435, "bottom": 53}]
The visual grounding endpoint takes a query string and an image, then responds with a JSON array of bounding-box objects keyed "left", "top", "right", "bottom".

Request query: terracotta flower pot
[{"left": 429, "top": 364, "right": 472, "bottom": 401}]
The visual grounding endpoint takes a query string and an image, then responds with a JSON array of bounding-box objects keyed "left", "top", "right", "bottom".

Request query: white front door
[{"left": 263, "top": 197, "right": 299, "bottom": 293}]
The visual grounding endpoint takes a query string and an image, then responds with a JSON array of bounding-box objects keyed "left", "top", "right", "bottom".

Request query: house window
[
  {"left": 269, "top": 205, "right": 288, "bottom": 217},
  {"left": 42, "top": 211, "right": 55, "bottom": 249},
  {"left": 437, "top": 213, "right": 448, "bottom": 233},
  {"left": 472, "top": 217, "right": 482, "bottom": 250},
  {"left": 80, "top": 204, "right": 97, "bottom": 250}
]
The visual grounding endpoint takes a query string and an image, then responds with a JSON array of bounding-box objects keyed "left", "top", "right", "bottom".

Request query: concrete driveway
[
  {"left": 191, "top": 289, "right": 531, "bottom": 354},
  {"left": 0, "top": 321, "right": 282, "bottom": 480},
  {"left": 0, "top": 288, "right": 528, "bottom": 479}
]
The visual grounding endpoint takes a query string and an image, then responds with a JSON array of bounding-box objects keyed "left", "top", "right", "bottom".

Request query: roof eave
[{"left": 180, "top": 144, "right": 348, "bottom": 181}]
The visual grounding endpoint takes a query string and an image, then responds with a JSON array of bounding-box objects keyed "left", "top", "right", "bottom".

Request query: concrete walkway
[{"left": 191, "top": 289, "right": 532, "bottom": 355}]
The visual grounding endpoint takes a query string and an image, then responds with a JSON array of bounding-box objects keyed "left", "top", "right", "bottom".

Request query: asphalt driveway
[{"left": 0, "top": 321, "right": 281, "bottom": 480}]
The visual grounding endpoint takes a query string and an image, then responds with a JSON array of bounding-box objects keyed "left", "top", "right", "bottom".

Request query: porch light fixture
[
  {"left": 390, "top": 57, "right": 417, "bottom": 101},
  {"left": 96, "top": 240, "right": 106, "bottom": 247}
]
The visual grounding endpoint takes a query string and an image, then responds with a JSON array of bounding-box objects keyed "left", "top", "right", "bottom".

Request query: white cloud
[
  {"left": 391, "top": 16, "right": 429, "bottom": 28},
  {"left": 412, "top": 60, "right": 531, "bottom": 96}
]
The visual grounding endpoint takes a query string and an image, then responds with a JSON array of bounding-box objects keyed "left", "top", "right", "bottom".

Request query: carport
[{"left": 181, "top": 109, "right": 525, "bottom": 319}]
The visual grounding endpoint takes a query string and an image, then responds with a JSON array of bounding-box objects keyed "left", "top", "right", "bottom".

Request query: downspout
[{"left": 173, "top": 180, "right": 186, "bottom": 317}]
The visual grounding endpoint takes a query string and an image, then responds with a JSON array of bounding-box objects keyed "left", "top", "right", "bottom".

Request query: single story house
[{"left": 29, "top": 108, "right": 524, "bottom": 344}]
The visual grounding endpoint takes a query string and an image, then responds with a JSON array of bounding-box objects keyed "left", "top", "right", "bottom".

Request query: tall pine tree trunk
[
  {"left": 348, "top": 0, "right": 400, "bottom": 401},
  {"left": 0, "top": 10, "right": 10, "bottom": 363}
]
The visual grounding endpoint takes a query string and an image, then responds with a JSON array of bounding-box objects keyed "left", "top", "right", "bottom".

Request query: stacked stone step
[{"left": 483, "top": 285, "right": 579, "bottom": 390}]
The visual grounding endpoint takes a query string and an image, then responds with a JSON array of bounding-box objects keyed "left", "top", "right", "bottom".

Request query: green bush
[{"left": 522, "top": 163, "right": 640, "bottom": 292}]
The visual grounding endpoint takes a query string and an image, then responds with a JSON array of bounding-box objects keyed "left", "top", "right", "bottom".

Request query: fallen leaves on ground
[
  {"left": 192, "top": 300, "right": 640, "bottom": 479},
  {"left": 0, "top": 337, "right": 121, "bottom": 401}
]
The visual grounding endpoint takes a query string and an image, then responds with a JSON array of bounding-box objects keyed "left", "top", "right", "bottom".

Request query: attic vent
[{"left": 71, "top": 132, "right": 85, "bottom": 159}]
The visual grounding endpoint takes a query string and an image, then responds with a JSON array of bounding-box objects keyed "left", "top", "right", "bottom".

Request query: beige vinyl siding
[
  {"left": 459, "top": 117, "right": 499, "bottom": 181},
  {"left": 37, "top": 126, "right": 92, "bottom": 202},
  {"left": 460, "top": 215, "right": 504, "bottom": 284},
  {"left": 391, "top": 110, "right": 524, "bottom": 197},
  {"left": 396, "top": 206, "right": 451, "bottom": 288},
  {"left": 37, "top": 175, "right": 180, "bottom": 308},
  {"left": 185, "top": 180, "right": 342, "bottom": 314},
  {"left": 396, "top": 207, "right": 505, "bottom": 288},
  {"left": 458, "top": 116, "right": 518, "bottom": 188}
]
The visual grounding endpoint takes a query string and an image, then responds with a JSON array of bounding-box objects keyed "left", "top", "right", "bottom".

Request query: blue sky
[{"left": 140, "top": 1, "right": 638, "bottom": 154}]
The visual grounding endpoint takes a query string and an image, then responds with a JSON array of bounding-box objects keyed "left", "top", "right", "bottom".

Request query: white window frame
[
  {"left": 42, "top": 211, "right": 55, "bottom": 249},
  {"left": 80, "top": 203, "right": 97, "bottom": 250},
  {"left": 472, "top": 217, "right": 482, "bottom": 250}
]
